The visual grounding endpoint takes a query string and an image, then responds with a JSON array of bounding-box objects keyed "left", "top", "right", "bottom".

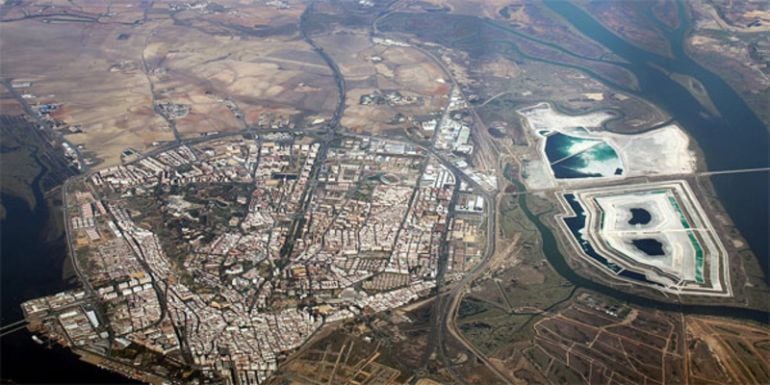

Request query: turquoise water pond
[{"left": 544, "top": 132, "right": 623, "bottom": 178}]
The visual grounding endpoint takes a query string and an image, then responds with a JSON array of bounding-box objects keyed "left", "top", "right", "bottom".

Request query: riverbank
[
  {"left": 514, "top": 181, "right": 770, "bottom": 324},
  {"left": 0, "top": 119, "right": 133, "bottom": 384},
  {"left": 544, "top": 0, "right": 770, "bottom": 284}
]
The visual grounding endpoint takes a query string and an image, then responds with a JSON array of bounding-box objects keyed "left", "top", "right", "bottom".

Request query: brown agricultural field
[
  {"left": 507, "top": 292, "right": 770, "bottom": 385},
  {"left": 0, "top": 0, "right": 337, "bottom": 167},
  {"left": 313, "top": 29, "right": 449, "bottom": 134}
]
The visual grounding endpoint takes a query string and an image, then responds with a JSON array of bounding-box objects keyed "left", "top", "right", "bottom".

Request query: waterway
[
  {"left": 0, "top": 163, "right": 133, "bottom": 383},
  {"left": 544, "top": 0, "right": 770, "bottom": 283}
]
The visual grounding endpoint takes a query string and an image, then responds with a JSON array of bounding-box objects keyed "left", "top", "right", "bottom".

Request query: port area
[
  {"left": 556, "top": 180, "right": 731, "bottom": 297},
  {"left": 517, "top": 102, "right": 696, "bottom": 190}
]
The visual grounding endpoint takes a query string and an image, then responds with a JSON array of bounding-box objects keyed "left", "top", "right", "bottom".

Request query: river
[
  {"left": 514, "top": 182, "right": 769, "bottom": 324},
  {"left": 0, "top": 161, "right": 134, "bottom": 383},
  {"left": 543, "top": 0, "right": 770, "bottom": 284}
]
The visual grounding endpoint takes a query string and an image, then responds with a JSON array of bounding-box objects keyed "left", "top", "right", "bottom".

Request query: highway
[
  {"left": 430, "top": 172, "right": 510, "bottom": 384},
  {"left": 0, "top": 319, "right": 27, "bottom": 332},
  {"left": 0, "top": 323, "right": 28, "bottom": 338},
  {"left": 505, "top": 167, "right": 770, "bottom": 198},
  {"left": 280, "top": 1, "right": 348, "bottom": 261},
  {"left": 370, "top": 28, "right": 515, "bottom": 384},
  {"left": 61, "top": 180, "right": 98, "bottom": 316},
  {"left": 697, "top": 167, "right": 770, "bottom": 177},
  {"left": 347, "top": 14, "right": 517, "bottom": 378},
  {"left": 299, "top": 2, "right": 346, "bottom": 130}
]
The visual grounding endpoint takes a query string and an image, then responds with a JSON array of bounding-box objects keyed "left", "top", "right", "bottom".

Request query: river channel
[
  {"left": 511, "top": 0, "right": 770, "bottom": 323},
  {"left": 0, "top": 158, "right": 133, "bottom": 382},
  {"left": 543, "top": 0, "right": 770, "bottom": 284}
]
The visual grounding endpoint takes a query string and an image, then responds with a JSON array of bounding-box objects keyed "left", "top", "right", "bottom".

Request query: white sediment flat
[{"left": 517, "top": 102, "right": 697, "bottom": 189}]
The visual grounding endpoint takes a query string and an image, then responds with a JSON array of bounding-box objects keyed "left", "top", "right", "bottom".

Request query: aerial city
[{"left": 0, "top": 1, "right": 769, "bottom": 384}]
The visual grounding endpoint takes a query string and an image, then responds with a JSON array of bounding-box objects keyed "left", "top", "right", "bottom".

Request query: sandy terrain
[{"left": 518, "top": 102, "right": 615, "bottom": 132}]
